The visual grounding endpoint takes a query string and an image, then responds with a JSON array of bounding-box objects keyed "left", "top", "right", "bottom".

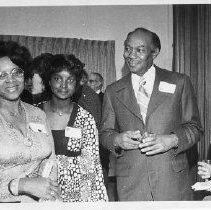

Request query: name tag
[
  {"left": 65, "top": 127, "right": 82, "bottom": 138},
  {"left": 28, "top": 122, "right": 47, "bottom": 134},
  {"left": 159, "top": 81, "right": 176, "bottom": 94}
]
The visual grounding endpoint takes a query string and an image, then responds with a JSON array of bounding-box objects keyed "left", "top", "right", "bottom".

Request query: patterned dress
[
  {"left": 0, "top": 101, "right": 57, "bottom": 202},
  {"left": 47, "top": 103, "right": 108, "bottom": 202}
]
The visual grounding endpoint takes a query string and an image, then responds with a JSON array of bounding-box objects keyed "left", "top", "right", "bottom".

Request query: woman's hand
[
  {"left": 19, "top": 177, "right": 61, "bottom": 201},
  {"left": 198, "top": 161, "right": 211, "bottom": 180}
]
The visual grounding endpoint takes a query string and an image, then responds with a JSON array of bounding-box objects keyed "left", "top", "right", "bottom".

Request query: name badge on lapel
[
  {"left": 28, "top": 122, "right": 48, "bottom": 134},
  {"left": 65, "top": 127, "right": 82, "bottom": 139},
  {"left": 159, "top": 81, "right": 176, "bottom": 94}
]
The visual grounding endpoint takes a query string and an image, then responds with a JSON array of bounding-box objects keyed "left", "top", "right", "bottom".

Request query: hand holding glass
[
  {"left": 138, "top": 132, "right": 157, "bottom": 154},
  {"left": 198, "top": 160, "right": 211, "bottom": 181},
  {"left": 132, "top": 132, "right": 156, "bottom": 143}
]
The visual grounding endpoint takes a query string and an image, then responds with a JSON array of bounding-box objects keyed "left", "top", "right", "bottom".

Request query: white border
[{"left": 0, "top": 0, "right": 210, "bottom": 6}]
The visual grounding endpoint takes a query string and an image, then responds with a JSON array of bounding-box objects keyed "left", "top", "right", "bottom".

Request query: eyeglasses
[
  {"left": 88, "top": 79, "right": 98, "bottom": 84},
  {"left": 0, "top": 68, "right": 24, "bottom": 81}
]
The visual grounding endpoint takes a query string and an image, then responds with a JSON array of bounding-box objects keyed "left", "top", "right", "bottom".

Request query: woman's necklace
[
  {"left": 5, "top": 106, "right": 20, "bottom": 117},
  {"left": 8, "top": 111, "right": 19, "bottom": 117},
  {"left": 50, "top": 102, "right": 73, "bottom": 116},
  {"left": 51, "top": 110, "right": 64, "bottom": 116}
]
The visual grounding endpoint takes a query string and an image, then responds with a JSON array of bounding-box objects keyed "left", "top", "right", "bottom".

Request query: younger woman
[{"left": 37, "top": 54, "right": 108, "bottom": 202}]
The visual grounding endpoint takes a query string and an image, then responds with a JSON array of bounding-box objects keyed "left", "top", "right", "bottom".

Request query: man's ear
[{"left": 151, "top": 48, "right": 160, "bottom": 59}]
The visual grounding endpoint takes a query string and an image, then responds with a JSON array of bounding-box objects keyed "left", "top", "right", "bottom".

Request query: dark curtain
[
  {"left": 0, "top": 35, "right": 116, "bottom": 89},
  {"left": 173, "top": 4, "right": 211, "bottom": 199}
]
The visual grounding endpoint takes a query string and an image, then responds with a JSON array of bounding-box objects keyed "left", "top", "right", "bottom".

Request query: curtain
[
  {"left": 173, "top": 4, "right": 211, "bottom": 160},
  {"left": 0, "top": 35, "right": 116, "bottom": 89},
  {"left": 173, "top": 5, "right": 211, "bottom": 198}
]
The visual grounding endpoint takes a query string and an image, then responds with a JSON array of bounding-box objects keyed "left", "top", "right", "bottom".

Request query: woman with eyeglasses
[
  {"left": 36, "top": 54, "right": 108, "bottom": 202},
  {"left": 0, "top": 41, "right": 61, "bottom": 202}
]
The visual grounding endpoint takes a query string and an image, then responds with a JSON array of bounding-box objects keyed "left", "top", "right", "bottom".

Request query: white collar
[
  {"left": 131, "top": 65, "right": 156, "bottom": 96},
  {"left": 143, "top": 65, "right": 155, "bottom": 84}
]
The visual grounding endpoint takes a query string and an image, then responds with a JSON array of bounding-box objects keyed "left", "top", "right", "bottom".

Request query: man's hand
[
  {"left": 114, "top": 130, "right": 142, "bottom": 150},
  {"left": 139, "top": 134, "right": 178, "bottom": 155}
]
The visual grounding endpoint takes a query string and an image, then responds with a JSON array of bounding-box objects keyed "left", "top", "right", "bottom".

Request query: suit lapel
[
  {"left": 116, "top": 74, "right": 144, "bottom": 121},
  {"left": 145, "top": 67, "right": 172, "bottom": 123}
]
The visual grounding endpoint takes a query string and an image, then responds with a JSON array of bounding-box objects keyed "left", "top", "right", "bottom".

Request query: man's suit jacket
[
  {"left": 73, "top": 85, "right": 102, "bottom": 130},
  {"left": 97, "top": 91, "right": 110, "bottom": 171},
  {"left": 100, "top": 66, "right": 203, "bottom": 201}
]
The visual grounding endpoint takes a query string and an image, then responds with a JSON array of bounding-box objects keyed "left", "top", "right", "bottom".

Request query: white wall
[{"left": 0, "top": 5, "right": 173, "bottom": 80}]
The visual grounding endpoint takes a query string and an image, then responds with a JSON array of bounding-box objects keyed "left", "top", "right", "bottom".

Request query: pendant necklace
[
  {"left": 50, "top": 105, "right": 71, "bottom": 116},
  {"left": 52, "top": 110, "right": 64, "bottom": 116},
  {"left": 6, "top": 107, "right": 20, "bottom": 118}
]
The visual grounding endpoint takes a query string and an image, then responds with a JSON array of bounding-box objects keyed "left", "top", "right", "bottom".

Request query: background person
[
  {"left": 100, "top": 27, "right": 203, "bottom": 201},
  {"left": 88, "top": 72, "right": 116, "bottom": 199},
  {"left": 0, "top": 41, "right": 60, "bottom": 202},
  {"left": 20, "top": 53, "right": 53, "bottom": 105},
  {"left": 88, "top": 72, "right": 104, "bottom": 104},
  {"left": 37, "top": 54, "right": 108, "bottom": 202},
  {"left": 66, "top": 54, "right": 102, "bottom": 131},
  {"left": 79, "top": 68, "right": 88, "bottom": 86}
]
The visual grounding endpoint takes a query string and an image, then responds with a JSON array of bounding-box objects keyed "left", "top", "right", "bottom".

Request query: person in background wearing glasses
[
  {"left": 36, "top": 54, "right": 108, "bottom": 202},
  {"left": 0, "top": 41, "right": 61, "bottom": 202},
  {"left": 88, "top": 72, "right": 104, "bottom": 105},
  {"left": 100, "top": 27, "right": 203, "bottom": 201}
]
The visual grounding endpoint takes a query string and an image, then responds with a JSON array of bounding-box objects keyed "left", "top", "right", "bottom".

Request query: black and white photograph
[{"left": 0, "top": 0, "right": 210, "bottom": 209}]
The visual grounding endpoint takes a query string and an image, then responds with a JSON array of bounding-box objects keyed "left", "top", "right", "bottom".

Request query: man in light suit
[{"left": 100, "top": 27, "right": 203, "bottom": 201}]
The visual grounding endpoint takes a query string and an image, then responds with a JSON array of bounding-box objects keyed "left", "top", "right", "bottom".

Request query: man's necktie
[{"left": 137, "top": 77, "right": 150, "bottom": 122}]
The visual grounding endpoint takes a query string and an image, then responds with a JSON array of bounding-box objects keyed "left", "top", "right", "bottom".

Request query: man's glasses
[
  {"left": 0, "top": 68, "right": 24, "bottom": 81},
  {"left": 88, "top": 79, "right": 97, "bottom": 84}
]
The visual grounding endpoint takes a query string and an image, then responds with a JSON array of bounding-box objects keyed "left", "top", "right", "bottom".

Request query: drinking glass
[
  {"left": 143, "top": 132, "right": 156, "bottom": 141},
  {"left": 132, "top": 131, "right": 156, "bottom": 143}
]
